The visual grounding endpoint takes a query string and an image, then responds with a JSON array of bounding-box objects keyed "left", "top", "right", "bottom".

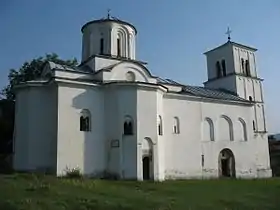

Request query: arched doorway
[
  {"left": 142, "top": 137, "right": 153, "bottom": 180},
  {"left": 218, "top": 148, "right": 236, "bottom": 178}
]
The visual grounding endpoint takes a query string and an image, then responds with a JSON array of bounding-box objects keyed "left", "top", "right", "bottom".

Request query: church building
[{"left": 13, "top": 14, "right": 272, "bottom": 180}]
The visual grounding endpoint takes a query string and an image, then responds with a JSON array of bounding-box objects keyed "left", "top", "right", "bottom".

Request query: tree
[{"left": 2, "top": 53, "right": 78, "bottom": 100}]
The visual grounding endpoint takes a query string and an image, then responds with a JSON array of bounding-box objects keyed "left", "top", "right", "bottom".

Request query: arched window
[
  {"left": 158, "top": 115, "right": 163, "bottom": 136},
  {"left": 100, "top": 38, "right": 104, "bottom": 55},
  {"left": 221, "top": 59, "right": 226, "bottom": 76},
  {"left": 216, "top": 61, "right": 222, "bottom": 78},
  {"left": 173, "top": 117, "right": 180, "bottom": 134},
  {"left": 116, "top": 28, "right": 127, "bottom": 58},
  {"left": 249, "top": 96, "right": 252, "bottom": 101},
  {"left": 80, "top": 109, "right": 91, "bottom": 132},
  {"left": 204, "top": 117, "right": 215, "bottom": 141},
  {"left": 126, "top": 71, "right": 135, "bottom": 82},
  {"left": 238, "top": 118, "right": 248, "bottom": 141},
  {"left": 245, "top": 60, "right": 250, "bottom": 76},
  {"left": 219, "top": 115, "right": 234, "bottom": 141},
  {"left": 124, "top": 116, "right": 133, "bottom": 135}
]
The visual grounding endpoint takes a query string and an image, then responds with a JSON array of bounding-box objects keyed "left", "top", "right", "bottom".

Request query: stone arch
[
  {"left": 238, "top": 118, "right": 247, "bottom": 141},
  {"left": 142, "top": 137, "right": 153, "bottom": 154},
  {"left": 142, "top": 137, "right": 153, "bottom": 180},
  {"left": 219, "top": 115, "right": 234, "bottom": 141},
  {"left": 203, "top": 117, "right": 215, "bottom": 141},
  {"left": 218, "top": 148, "right": 236, "bottom": 178},
  {"left": 110, "top": 62, "right": 152, "bottom": 83}
]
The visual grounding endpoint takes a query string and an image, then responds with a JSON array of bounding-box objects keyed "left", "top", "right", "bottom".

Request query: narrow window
[
  {"left": 241, "top": 58, "right": 245, "bottom": 73},
  {"left": 158, "top": 115, "right": 163, "bottom": 136},
  {"left": 239, "top": 118, "right": 248, "bottom": 141},
  {"left": 117, "top": 38, "right": 121, "bottom": 57},
  {"left": 220, "top": 115, "right": 234, "bottom": 141},
  {"left": 100, "top": 38, "right": 104, "bottom": 55},
  {"left": 80, "top": 116, "right": 85, "bottom": 131},
  {"left": 221, "top": 59, "right": 226, "bottom": 76},
  {"left": 249, "top": 96, "right": 252, "bottom": 101},
  {"left": 216, "top": 61, "right": 222, "bottom": 78},
  {"left": 173, "top": 117, "right": 180, "bottom": 134},
  {"left": 204, "top": 118, "right": 215, "bottom": 141},
  {"left": 201, "top": 155, "right": 205, "bottom": 167},
  {"left": 173, "top": 125, "right": 177, "bottom": 133},
  {"left": 245, "top": 60, "right": 250, "bottom": 76},
  {"left": 80, "top": 109, "right": 91, "bottom": 132},
  {"left": 124, "top": 116, "right": 133, "bottom": 135},
  {"left": 253, "top": 120, "right": 256, "bottom": 131}
]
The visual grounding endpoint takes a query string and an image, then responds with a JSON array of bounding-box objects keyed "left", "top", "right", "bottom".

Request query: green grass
[{"left": 0, "top": 174, "right": 280, "bottom": 210}]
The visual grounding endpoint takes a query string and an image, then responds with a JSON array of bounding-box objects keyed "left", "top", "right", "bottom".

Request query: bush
[{"left": 64, "top": 167, "right": 82, "bottom": 179}]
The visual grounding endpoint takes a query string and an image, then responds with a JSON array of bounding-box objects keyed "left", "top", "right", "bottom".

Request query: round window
[{"left": 126, "top": 71, "right": 135, "bottom": 82}]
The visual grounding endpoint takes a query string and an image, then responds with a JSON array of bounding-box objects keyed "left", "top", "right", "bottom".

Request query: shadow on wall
[
  {"left": 268, "top": 139, "right": 280, "bottom": 176},
  {"left": 71, "top": 85, "right": 105, "bottom": 177}
]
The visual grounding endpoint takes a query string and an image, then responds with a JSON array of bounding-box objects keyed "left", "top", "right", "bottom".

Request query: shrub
[{"left": 64, "top": 167, "right": 82, "bottom": 179}]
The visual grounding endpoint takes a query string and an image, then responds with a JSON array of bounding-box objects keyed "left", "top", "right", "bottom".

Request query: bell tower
[{"left": 204, "top": 29, "right": 267, "bottom": 133}]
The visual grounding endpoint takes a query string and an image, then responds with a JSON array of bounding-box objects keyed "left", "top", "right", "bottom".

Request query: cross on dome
[{"left": 107, "top": 9, "right": 111, "bottom": 19}]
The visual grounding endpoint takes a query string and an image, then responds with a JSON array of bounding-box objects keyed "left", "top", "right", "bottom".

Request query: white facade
[{"left": 13, "top": 16, "right": 272, "bottom": 180}]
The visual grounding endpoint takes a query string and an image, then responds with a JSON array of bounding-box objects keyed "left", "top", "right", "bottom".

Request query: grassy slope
[{"left": 0, "top": 174, "right": 280, "bottom": 210}]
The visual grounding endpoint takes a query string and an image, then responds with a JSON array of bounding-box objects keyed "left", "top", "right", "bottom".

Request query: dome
[
  {"left": 81, "top": 14, "right": 137, "bottom": 62},
  {"left": 81, "top": 16, "right": 137, "bottom": 34}
]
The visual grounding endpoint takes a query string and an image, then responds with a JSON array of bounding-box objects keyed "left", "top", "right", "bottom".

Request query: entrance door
[
  {"left": 221, "top": 158, "right": 230, "bottom": 177},
  {"left": 219, "top": 148, "right": 236, "bottom": 178},
  {"left": 143, "top": 156, "right": 150, "bottom": 180}
]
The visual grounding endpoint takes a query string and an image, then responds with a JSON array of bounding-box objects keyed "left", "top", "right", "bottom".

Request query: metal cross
[
  {"left": 225, "top": 27, "right": 232, "bottom": 41},
  {"left": 107, "top": 9, "right": 111, "bottom": 19}
]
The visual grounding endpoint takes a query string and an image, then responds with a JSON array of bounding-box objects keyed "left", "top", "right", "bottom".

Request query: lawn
[{"left": 0, "top": 174, "right": 280, "bottom": 210}]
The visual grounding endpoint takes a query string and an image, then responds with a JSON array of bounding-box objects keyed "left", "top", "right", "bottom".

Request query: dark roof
[
  {"left": 79, "top": 54, "right": 147, "bottom": 67},
  {"left": 157, "top": 78, "right": 250, "bottom": 103},
  {"left": 204, "top": 41, "right": 257, "bottom": 54},
  {"left": 81, "top": 17, "right": 137, "bottom": 34}
]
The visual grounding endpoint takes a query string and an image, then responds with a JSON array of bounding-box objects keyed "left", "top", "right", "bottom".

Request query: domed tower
[{"left": 81, "top": 12, "right": 137, "bottom": 63}]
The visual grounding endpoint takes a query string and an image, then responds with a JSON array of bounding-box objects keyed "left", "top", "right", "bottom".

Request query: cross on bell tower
[
  {"left": 107, "top": 9, "right": 111, "bottom": 19},
  {"left": 225, "top": 27, "right": 232, "bottom": 41}
]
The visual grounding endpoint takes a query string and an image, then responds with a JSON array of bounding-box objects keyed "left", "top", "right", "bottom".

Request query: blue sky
[{"left": 1, "top": 0, "right": 279, "bottom": 133}]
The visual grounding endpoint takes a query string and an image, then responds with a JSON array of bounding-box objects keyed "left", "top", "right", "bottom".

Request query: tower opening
[
  {"left": 100, "top": 38, "right": 104, "bottom": 55},
  {"left": 221, "top": 59, "right": 226, "bottom": 76},
  {"left": 216, "top": 61, "right": 222, "bottom": 78},
  {"left": 245, "top": 60, "right": 250, "bottom": 76}
]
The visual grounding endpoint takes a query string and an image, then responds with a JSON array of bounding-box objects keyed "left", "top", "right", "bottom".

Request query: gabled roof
[
  {"left": 204, "top": 41, "right": 258, "bottom": 55},
  {"left": 97, "top": 60, "right": 155, "bottom": 78},
  {"left": 157, "top": 78, "right": 250, "bottom": 103}
]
